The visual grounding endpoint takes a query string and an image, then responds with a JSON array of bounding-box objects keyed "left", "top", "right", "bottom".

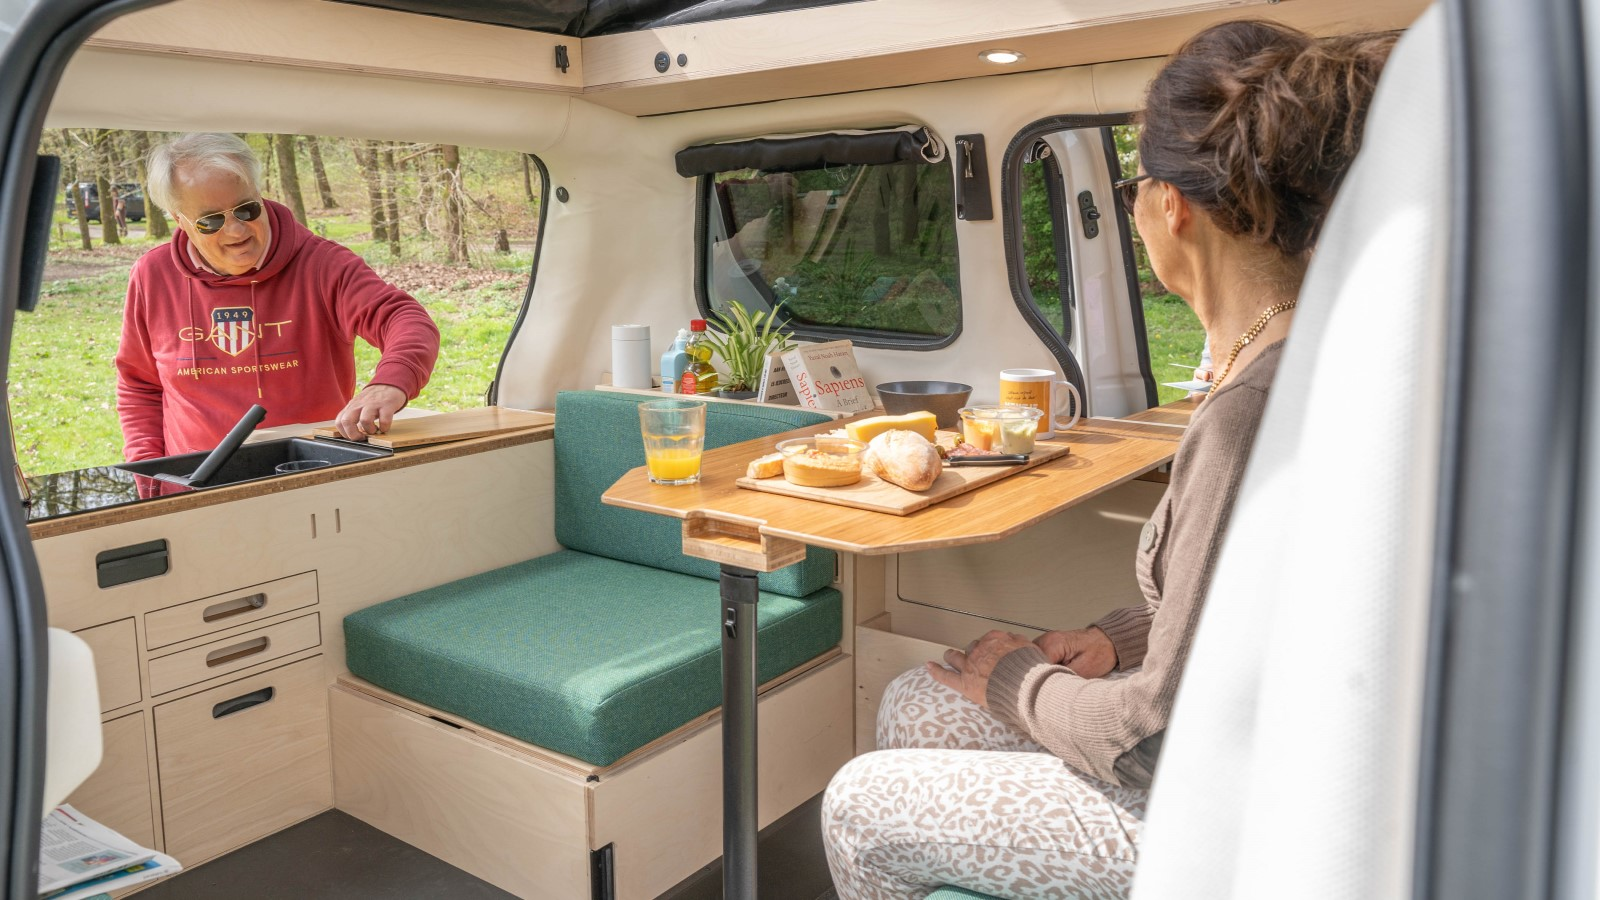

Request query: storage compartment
[
  {"left": 62, "top": 712, "right": 156, "bottom": 849},
  {"left": 148, "top": 613, "right": 321, "bottom": 696},
  {"left": 74, "top": 619, "right": 141, "bottom": 712},
  {"left": 155, "top": 657, "right": 332, "bottom": 864},
  {"left": 332, "top": 654, "right": 853, "bottom": 900},
  {"left": 853, "top": 616, "right": 951, "bottom": 754},
  {"left": 145, "top": 571, "right": 318, "bottom": 650}
]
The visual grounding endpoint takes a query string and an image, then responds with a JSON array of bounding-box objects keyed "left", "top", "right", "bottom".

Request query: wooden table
[{"left": 601, "top": 416, "right": 1181, "bottom": 899}]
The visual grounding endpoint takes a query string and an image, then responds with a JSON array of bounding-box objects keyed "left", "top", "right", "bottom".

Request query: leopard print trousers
[{"left": 822, "top": 665, "right": 1147, "bottom": 900}]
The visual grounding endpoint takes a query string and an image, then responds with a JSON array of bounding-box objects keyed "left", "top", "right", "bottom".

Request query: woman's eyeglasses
[
  {"left": 179, "top": 199, "right": 264, "bottom": 235},
  {"left": 1113, "top": 174, "right": 1151, "bottom": 216}
]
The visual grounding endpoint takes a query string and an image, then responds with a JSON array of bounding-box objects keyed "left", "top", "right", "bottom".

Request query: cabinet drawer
[
  {"left": 62, "top": 712, "right": 155, "bottom": 849},
  {"left": 155, "top": 657, "right": 332, "bottom": 864},
  {"left": 148, "top": 613, "right": 321, "bottom": 697},
  {"left": 145, "top": 572, "right": 318, "bottom": 650},
  {"left": 74, "top": 619, "right": 141, "bottom": 712}
]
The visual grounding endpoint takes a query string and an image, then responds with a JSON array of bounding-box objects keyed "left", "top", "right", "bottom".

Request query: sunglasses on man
[
  {"left": 178, "top": 199, "right": 264, "bottom": 235},
  {"left": 1113, "top": 174, "right": 1151, "bottom": 217}
]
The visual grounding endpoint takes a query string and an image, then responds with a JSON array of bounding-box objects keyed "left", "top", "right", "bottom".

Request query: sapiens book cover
[{"left": 780, "top": 340, "right": 872, "bottom": 412}]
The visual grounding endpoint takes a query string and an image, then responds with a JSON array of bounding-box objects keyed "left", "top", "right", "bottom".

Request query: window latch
[
  {"left": 1078, "top": 190, "right": 1101, "bottom": 240},
  {"left": 555, "top": 45, "right": 570, "bottom": 74}
]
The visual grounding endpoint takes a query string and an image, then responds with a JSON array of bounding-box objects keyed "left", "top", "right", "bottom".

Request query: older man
[{"left": 115, "top": 132, "right": 440, "bottom": 460}]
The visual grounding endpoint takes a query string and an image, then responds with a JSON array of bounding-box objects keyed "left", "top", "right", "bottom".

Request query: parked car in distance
[{"left": 63, "top": 181, "right": 145, "bottom": 223}]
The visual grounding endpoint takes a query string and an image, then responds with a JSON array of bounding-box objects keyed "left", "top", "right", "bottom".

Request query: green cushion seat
[
  {"left": 925, "top": 889, "right": 1004, "bottom": 900},
  {"left": 345, "top": 549, "right": 842, "bottom": 766}
]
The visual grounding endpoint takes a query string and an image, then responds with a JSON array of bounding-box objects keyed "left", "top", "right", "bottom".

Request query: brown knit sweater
[{"left": 987, "top": 341, "right": 1285, "bottom": 789}]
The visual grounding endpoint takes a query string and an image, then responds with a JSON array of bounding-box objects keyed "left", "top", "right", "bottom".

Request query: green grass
[
  {"left": 12, "top": 252, "right": 526, "bottom": 476},
  {"left": 1142, "top": 290, "right": 1208, "bottom": 405}
]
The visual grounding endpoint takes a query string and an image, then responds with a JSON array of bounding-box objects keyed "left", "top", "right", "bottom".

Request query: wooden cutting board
[
  {"left": 312, "top": 406, "right": 553, "bottom": 449},
  {"left": 735, "top": 441, "right": 1071, "bottom": 515}
]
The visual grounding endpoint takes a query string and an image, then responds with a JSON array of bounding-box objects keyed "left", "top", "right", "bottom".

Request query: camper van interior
[{"left": 2, "top": 0, "right": 1591, "bottom": 898}]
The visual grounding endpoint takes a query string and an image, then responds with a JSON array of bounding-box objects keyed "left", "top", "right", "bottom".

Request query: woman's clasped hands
[{"left": 926, "top": 626, "right": 1118, "bottom": 708}]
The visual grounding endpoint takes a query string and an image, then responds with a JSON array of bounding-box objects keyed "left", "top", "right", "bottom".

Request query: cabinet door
[
  {"left": 155, "top": 657, "right": 331, "bottom": 863},
  {"left": 62, "top": 712, "right": 156, "bottom": 850}
]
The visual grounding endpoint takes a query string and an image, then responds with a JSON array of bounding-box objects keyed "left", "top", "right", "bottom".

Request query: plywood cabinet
[
  {"left": 155, "top": 658, "right": 333, "bottom": 863},
  {"left": 73, "top": 619, "right": 141, "bottom": 713},
  {"left": 62, "top": 712, "right": 157, "bottom": 849}
]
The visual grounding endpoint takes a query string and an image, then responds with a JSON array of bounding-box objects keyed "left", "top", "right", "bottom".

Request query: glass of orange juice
[{"left": 639, "top": 399, "right": 707, "bottom": 485}]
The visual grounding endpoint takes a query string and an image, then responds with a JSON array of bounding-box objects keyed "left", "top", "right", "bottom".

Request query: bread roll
[{"left": 864, "top": 430, "right": 942, "bottom": 492}]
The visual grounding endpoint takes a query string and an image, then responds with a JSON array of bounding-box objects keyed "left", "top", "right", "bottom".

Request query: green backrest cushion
[
  {"left": 345, "top": 549, "right": 843, "bottom": 766},
  {"left": 554, "top": 390, "right": 835, "bottom": 596}
]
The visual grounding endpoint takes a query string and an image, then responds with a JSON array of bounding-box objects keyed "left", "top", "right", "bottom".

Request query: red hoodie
[{"left": 115, "top": 200, "right": 440, "bottom": 460}]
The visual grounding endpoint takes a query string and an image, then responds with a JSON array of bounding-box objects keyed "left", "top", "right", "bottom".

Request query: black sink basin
[{"left": 115, "top": 437, "right": 392, "bottom": 489}]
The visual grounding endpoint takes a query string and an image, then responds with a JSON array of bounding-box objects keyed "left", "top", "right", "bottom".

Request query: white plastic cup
[{"left": 612, "top": 324, "right": 653, "bottom": 389}]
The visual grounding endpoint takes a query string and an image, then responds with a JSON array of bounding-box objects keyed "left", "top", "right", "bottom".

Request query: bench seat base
[{"left": 331, "top": 653, "right": 853, "bottom": 900}]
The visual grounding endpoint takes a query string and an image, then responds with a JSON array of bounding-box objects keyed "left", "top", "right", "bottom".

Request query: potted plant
[{"left": 703, "top": 299, "right": 797, "bottom": 399}]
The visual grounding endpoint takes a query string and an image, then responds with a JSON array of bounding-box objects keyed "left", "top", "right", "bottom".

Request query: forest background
[{"left": 17, "top": 126, "right": 1200, "bottom": 477}]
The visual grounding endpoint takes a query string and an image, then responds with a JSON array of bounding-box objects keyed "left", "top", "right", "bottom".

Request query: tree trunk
[
  {"left": 522, "top": 154, "right": 536, "bottom": 204},
  {"left": 381, "top": 142, "right": 401, "bottom": 257},
  {"left": 306, "top": 137, "right": 337, "bottom": 208},
  {"left": 66, "top": 155, "right": 92, "bottom": 251},
  {"left": 440, "top": 144, "right": 466, "bottom": 265},
  {"left": 94, "top": 130, "right": 121, "bottom": 244},
  {"left": 257, "top": 134, "right": 278, "bottom": 200},
  {"left": 899, "top": 164, "right": 919, "bottom": 243},
  {"left": 871, "top": 168, "right": 892, "bottom": 257},
  {"left": 353, "top": 140, "right": 386, "bottom": 242},
  {"left": 413, "top": 152, "right": 434, "bottom": 238},
  {"left": 131, "top": 130, "right": 170, "bottom": 240},
  {"left": 273, "top": 134, "right": 308, "bottom": 226}
]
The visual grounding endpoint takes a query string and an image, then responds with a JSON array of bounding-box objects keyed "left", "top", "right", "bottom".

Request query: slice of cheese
[
  {"left": 845, "top": 411, "right": 938, "bottom": 444},
  {"left": 746, "top": 452, "right": 785, "bottom": 479}
]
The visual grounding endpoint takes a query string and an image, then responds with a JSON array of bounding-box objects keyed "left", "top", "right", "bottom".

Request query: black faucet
[{"left": 155, "top": 405, "right": 267, "bottom": 488}]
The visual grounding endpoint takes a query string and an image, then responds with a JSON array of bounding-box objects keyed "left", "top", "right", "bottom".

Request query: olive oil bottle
[{"left": 677, "top": 319, "right": 720, "bottom": 394}]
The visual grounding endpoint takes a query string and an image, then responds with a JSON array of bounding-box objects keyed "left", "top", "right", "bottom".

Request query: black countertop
[{"left": 24, "top": 466, "right": 194, "bottom": 523}]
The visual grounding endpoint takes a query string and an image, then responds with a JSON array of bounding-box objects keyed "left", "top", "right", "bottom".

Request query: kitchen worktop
[{"left": 24, "top": 415, "right": 554, "bottom": 540}]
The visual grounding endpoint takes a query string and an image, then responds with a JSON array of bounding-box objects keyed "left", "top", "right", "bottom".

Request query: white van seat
[{"left": 1132, "top": 7, "right": 1449, "bottom": 898}]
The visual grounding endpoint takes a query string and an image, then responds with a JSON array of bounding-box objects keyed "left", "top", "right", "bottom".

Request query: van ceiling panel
[{"left": 332, "top": 0, "right": 862, "bottom": 37}]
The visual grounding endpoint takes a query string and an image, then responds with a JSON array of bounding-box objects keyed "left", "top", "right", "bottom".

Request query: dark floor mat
[{"left": 135, "top": 810, "right": 516, "bottom": 900}]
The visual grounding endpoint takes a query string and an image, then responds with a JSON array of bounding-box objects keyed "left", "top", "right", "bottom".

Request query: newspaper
[{"left": 38, "top": 805, "right": 181, "bottom": 900}]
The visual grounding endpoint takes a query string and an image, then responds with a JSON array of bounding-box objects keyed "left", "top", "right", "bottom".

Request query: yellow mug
[{"left": 999, "top": 368, "right": 1082, "bottom": 438}]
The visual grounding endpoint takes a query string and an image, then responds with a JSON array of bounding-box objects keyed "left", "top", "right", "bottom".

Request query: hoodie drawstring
[
  {"left": 251, "top": 282, "right": 263, "bottom": 400},
  {"left": 185, "top": 277, "right": 198, "bottom": 380}
]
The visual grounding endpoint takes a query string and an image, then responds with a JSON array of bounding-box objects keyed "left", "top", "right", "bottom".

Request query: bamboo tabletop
[
  {"left": 1121, "top": 395, "right": 1202, "bottom": 428},
  {"left": 602, "top": 419, "right": 1180, "bottom": 563}
]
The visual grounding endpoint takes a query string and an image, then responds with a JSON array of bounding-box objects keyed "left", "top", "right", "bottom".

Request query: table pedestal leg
[{"left": 720, "top": 564, "right": 759, "bottom": 900}]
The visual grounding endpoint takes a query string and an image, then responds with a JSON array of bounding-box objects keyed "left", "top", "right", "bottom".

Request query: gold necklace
[{"left": 1208, "top": 299, "right": 1297, "bottom": 396}]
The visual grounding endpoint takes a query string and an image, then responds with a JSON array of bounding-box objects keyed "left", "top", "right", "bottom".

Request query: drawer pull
[
  {"left": 203, "top": 593, "right": 267, "bottom": 623},
  {"left": 212, "top": 687, "right": 274, "bottom": 719},
  {"left": 96, "top": 540, "right": 169, "bottom": 589},
  {"left": 205, "top": 637, "right": 270, "bottom": 668}
]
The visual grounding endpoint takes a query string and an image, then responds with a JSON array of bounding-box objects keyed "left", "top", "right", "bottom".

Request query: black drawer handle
[
  {"left": 95, "top": 540, "right": 169, "bottom": 589},
  {"left": 202, "top": 593, "right": 267, "bottom": 623},
  {"left": 205, "top": 637, "right": 269, "bottom": 668},
  {"left": 212, "top": 687, "right": 274, "bottom": 719}
]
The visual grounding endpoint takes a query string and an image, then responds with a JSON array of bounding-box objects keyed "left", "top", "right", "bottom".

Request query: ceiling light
[{"left": 980, "top": 49, "right": 1025, "bottom": 65}]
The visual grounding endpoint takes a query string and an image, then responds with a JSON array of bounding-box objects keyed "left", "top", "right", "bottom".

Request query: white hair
[{"left": 146, "top": 133, "right": 263, "bottom": 214}]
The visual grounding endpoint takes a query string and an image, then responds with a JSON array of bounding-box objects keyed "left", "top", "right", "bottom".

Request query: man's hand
[
  {"left": 925, "top": 630, "right": 1036, "bottom": 708},
  {"left": 334, "top": 383, "right": 407, "bottom": 441},
  {"left": 1034, "top": 626, "right": 1118, "bottom": 679}
]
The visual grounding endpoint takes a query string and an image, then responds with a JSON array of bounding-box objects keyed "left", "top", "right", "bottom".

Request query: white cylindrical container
[{"left": 611, "top": 324, "right": 653, "bottom": 389}]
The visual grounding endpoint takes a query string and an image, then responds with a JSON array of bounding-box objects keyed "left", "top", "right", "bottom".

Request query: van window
[
  {"left": 698, "top": 158, "right": 961, "bottom": 346},
  {"left": 16, "top": 129, "right": 543, "bottom": 476},
  {"left": 1014, "top": 123, "right": 1204, "bottom": 405},
  {"left": 1110, "top": 124, "right": 1206, "bottom": 403}
]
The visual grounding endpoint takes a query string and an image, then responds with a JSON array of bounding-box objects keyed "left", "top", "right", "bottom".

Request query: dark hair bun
[{"left": 1139, "top": 20, "right": 1396, "bottom": 258}]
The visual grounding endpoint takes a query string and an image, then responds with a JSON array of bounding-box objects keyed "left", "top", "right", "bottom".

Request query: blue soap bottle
[{"left": 660, "top": 328, "right": 690, "bottom": 393}]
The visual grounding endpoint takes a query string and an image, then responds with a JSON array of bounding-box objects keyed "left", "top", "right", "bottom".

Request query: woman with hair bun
[{"left": 823, "top": 20, "right": 1396, "bottom": 900}]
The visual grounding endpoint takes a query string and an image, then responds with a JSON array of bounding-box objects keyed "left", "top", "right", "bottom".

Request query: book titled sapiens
[{"left": 780, "top": 340, "right": 873, "bottom": 413}]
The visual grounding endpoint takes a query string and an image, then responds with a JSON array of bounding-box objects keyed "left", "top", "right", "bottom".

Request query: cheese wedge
[
  {"left": 746, "top": 452, "right": 785, "bottom": 479},
  {"left": 845, "top": 411, "right": 938, "bottom": 444}
]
